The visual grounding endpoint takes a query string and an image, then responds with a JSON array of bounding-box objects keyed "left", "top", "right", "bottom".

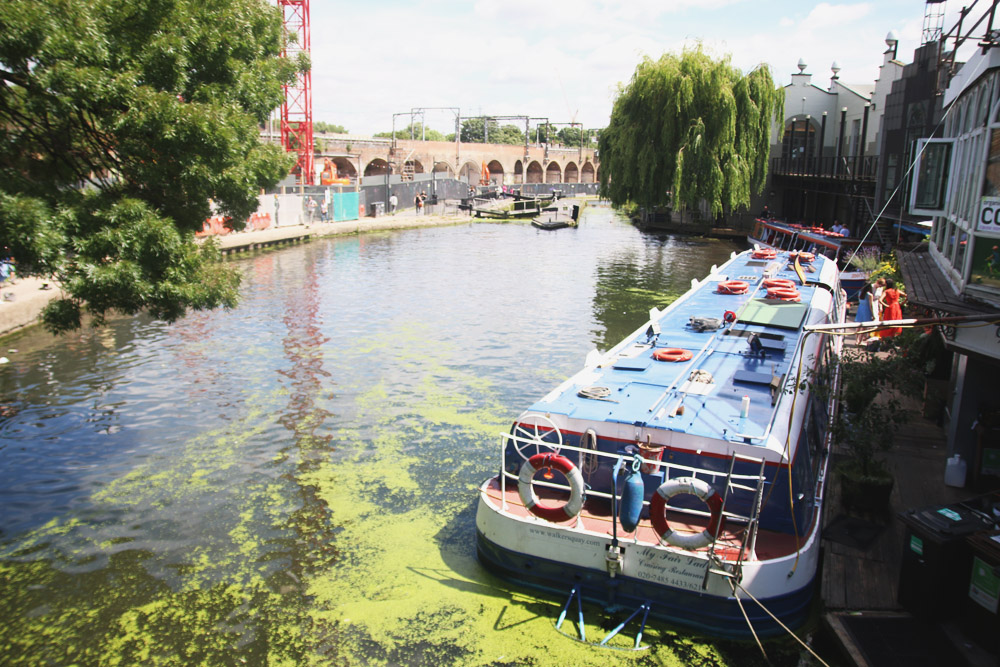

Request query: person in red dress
[{"left": 878, "top": 278, "right": 905, "bottom": 338}]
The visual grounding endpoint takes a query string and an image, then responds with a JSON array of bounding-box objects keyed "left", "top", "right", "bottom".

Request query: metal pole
[
  {"left": 819, "top": 111, "right": 827, "bottom": 172},
  {"left": 859, "top": 103, "right": 871, "bottom": 177},
  {"left": 837, "top": 107, "right": 847, "bottom": 176}
]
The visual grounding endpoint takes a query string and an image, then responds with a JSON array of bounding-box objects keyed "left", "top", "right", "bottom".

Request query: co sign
[{"left": 979, "top": 197, "right": 1000, "bottom": 232}]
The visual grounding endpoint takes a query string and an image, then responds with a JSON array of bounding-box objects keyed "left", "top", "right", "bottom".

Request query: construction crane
[{"left": 277, "top": 0, "right": 314, "bottom": 184}]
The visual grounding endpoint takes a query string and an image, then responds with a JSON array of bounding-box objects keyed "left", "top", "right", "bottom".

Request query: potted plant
[{"left": 828, "top": 347, "right": 922, "bottom": 512}]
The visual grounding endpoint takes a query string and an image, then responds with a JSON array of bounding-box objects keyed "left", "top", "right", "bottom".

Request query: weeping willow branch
[{"left": 598, "top": 45, "right": 784, "bottom": 219}]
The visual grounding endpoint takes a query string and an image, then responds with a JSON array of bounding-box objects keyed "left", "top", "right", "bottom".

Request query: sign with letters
[{"left": 978, "top": 197, "right": 1000, "bottom": 234}]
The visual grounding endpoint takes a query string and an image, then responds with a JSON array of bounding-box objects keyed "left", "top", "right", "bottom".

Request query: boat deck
[
  {"left": 483, "top": 476, "right": 805, "bottom": 562},
  {"left": 529, "top": 251, "right": 839, "bottom": 447}
]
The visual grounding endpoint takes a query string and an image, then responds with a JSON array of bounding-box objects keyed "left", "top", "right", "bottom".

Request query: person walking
[
  {"left": 320, "top": 198, "right": 328, "bottom": 222},
  {"left": 415, "top": 191, "right": 424, "bottom": 216},
  {"left": 307, "top": 197, "right": 318, "bottom": 223},
  {"left": 878, "top": 278, "right": 905, "bottom": 339},
  {"left": 854, "top": 279, "right": 877, "bottom": 344},
  {"left": 389, "top": 193, "right": 398, "bottom": 214}
]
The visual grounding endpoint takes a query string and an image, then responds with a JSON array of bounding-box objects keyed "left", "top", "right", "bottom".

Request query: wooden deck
[{"left": 821, "top": 400, "right": 963, "bottom": 612}]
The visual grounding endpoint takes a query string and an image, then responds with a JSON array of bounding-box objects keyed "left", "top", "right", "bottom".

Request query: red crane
[{"left": 277, "top": 0, "right": 313, "bottom": 184}]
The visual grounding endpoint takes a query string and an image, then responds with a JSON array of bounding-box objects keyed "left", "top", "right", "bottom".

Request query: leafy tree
[
  {"left": 373, "top": 123, "right": 445, "bottom": 141},
  {"left": 459, "top": 117, "right": 498, "bottom": 143},
  {"left": 557, "top": 127, "right": 586, "bottom": 147},
  {"left": 493, "top": 124, "right": 525, "bottom": 145},
  {"left": 314, "top": 121, "right": 348, "bottom": 134},
  {"left": 0, "top": 0, "right": 297, "bottom": 332},
  {"left": 598, "top": 45, "right": 783, "bottom": 218}
]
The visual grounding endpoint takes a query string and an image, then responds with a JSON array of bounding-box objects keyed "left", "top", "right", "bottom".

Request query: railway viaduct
[{"left": 311, "top": 134, "right": 601, "bottom": 186}]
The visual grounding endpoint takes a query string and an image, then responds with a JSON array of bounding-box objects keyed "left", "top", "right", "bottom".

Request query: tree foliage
[
  {"left": 314, "top": 121, "right": 348, "bottom": 134},
  {"left": 373, "top": 123, "right": 446, "bottom": 141},
  {"left": 598, "top": 46, "right": 783, "bottom": 218},
  {"left": 0, "top": 0, "right": 297, "bottom": 332},
  {"left": 459, "top": 118, "right": 524, "bottom": 145}
]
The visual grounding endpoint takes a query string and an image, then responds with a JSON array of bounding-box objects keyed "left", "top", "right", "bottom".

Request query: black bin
[{"left": 897, "top": 502, "right": 994, "bottom": 618}]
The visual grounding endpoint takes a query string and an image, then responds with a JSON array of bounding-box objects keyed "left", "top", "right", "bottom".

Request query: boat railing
[{"left": 497, "top": 432, "right": 767, "bottom": 528}]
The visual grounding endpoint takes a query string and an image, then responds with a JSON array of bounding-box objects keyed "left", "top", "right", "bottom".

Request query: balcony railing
[{"left": 770, "top": 155, "right": 878, "bottom": 180}]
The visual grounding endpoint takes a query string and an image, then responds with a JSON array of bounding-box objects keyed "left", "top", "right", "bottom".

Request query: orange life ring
[
  {"left": 649, "top": 477, "right": 725, "bottom": 550},
  {"left": 517, "top": 453, "right": 585, "bottom": 522},
  {"left": 716, "top": 280, "right": 749, "bottom": 294},
  {"left": 723, "top": 310, "right": 737, "bottom": 323},
  {"left": 762, "top": 278, "right": 795, "bottom": 289},
  {"left": 766, "top": 287, "right": 800, "bottom": 301},
  {"left": 788, "top": 251, "right": 815, "bottom": 263},
  {"left": 752, "top": 248, "right": 777, "bottom": 260},
  {"left": 653, "top": 348, "right": 693, "bottom": 362}
]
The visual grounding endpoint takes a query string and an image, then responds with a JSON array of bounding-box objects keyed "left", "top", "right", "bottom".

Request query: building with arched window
[{"left": 766, "top": 40, "right": 904, "bottom": 236}]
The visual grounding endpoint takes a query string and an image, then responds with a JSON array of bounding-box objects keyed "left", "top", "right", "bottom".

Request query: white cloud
[{"left": 306, "top": 1, "right": 937, "bottom": 135}]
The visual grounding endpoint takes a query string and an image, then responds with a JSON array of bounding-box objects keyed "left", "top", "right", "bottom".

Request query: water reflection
[{"left": 0, "top": 208, "right": 792, "bottom": 665}]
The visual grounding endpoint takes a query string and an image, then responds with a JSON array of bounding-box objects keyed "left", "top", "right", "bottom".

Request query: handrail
[{"left": 498, "top": 432, "right": 764, "bottom": 524}]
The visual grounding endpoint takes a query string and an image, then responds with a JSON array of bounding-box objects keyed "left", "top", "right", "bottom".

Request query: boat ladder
[
  {"left": 702, "top": 452, "right": 768, "bottom": 588},
  {"left": 554, "top": 586, "right": 651, "bottom": 651}
]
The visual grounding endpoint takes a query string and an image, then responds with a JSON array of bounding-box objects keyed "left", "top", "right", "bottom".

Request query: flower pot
[{"left": 840, "top": 471, "right": 894, "bottom": 513}]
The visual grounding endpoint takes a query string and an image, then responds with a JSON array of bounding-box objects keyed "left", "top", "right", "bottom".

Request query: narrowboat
[
  {"left": 748, "top": 218, "right": 879, "bottom": 299},
  {"left": 475, "top": 246, "right": 846, "bottom": 641}
]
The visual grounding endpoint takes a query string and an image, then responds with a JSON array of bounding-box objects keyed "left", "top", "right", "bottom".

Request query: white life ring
[
  {"left": 649, "top": 476, "right": 725, "bottom": 550},
  {"left": 518, "top": 453, "right": 585, "bottom": 522}
]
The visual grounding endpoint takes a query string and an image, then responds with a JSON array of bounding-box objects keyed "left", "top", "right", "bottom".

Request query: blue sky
[{"left": 307, "top": 1, "right": 969, "bottom": 136}]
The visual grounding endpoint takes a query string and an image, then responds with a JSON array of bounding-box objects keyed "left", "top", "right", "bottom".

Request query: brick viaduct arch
[{"left": 314, "top": 135, "right": 600, "bottom": 185}]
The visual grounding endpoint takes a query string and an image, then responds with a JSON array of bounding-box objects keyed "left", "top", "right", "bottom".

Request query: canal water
[{"left": 0, "top": 208, "right": 801, "bottom": 665}]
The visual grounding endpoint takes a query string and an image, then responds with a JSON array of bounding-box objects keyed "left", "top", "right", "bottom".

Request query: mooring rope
[{"left": 733, "top": 580, "right": 831, "bottom": 667}]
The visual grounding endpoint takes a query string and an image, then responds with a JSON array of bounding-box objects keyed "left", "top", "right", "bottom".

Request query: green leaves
[
  {"left": 0, "top": 0, "right": 296, "bottom": 332},
  {"left": 599, "top": 45, "right": 784, "bottom": 220}
]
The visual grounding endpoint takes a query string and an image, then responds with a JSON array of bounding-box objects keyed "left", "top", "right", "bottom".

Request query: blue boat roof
[{"left": 530, "top": 249, "right": 840, "bottom": 447}]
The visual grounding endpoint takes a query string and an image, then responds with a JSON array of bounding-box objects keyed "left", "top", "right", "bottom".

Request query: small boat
[
  {"left": 475, "top": 247, "right": 846, "bottom": 641},
  {"left": 748, "top": 218, "right": 879, "bottom": 299}
]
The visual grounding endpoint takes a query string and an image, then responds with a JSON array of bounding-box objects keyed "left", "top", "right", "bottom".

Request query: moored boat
[
  {"left": 748, "top": 218, "right": 879, "bottom": 299},
  {"left": 475, "top": 247, "right": 846, "bottom": 641}
]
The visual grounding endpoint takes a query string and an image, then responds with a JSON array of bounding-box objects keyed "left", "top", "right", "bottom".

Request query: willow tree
[
  {"left": 0, "top": 0, "right": 297, "bottom": 332},
  {"left": 598, "top": 46, "right": 783, "bottom": 219}
]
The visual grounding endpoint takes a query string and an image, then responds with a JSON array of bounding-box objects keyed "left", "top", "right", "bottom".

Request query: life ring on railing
[
  {"left": 716, "top": 280, "right": 749, "bottom": 294},
  {"left": 762, "top": 278, "right": 795, "bottom": 290},
  {"left": 517, "top": 453, "right": 585, "bottom": 522},
  {"left": 653, "top": 348, "right": 693, "bottom": 362},
  {"left": 788, "top": 251, "right": 815, "bottom": 263},
  {"left": 766, "top": 287, "right": 801, "bottom": 301},
  {"left": 649, "top": 477, "right": 725, "bottom": 550},
  {"left": 752, "top": 248, "right": 777, "bottom": 260}
]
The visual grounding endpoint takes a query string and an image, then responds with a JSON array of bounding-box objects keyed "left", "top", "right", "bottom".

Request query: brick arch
[
  {"left": 364, "top": 158, "right": 389, "bottom": 177},
  {"left": 545, "top": 161, "right": 562, "bottom": 183},
  {"left": 404, "top": 159, "right": 425, "bottom": 176},
  {"left": 564, "top": 161, "right": 579, "bottom": 183},
  {"left": 513, "top": 160, "right": 523, "bottom": 184},
  {"left": 526, "top": 160, "right": 543, "bottom": 184},
  {"left": 331, "top": 157, "right": 357, "bottom": 178},
  {"left": 581, "top": 162, "right": 595, "bottom": 183},
  {"left": 433, "top": 161, "right": 454, "bottom": 176},
  {"left": 487, "top": 160, "right": 504, "bottom": 185},
  {"left": 459, "top": 161, "right": 480, "bottom": 183}
]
